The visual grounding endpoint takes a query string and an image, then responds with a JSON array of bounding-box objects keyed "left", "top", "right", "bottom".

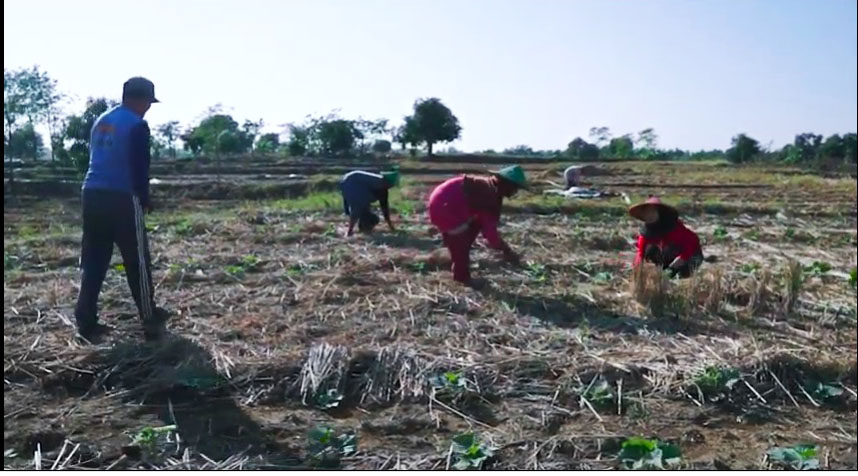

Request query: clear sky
[{"left": 4, "top": 0, "right": 857, "bottom": 152}]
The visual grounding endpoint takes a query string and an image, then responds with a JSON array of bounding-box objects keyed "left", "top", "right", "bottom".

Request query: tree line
[{"left": 5, "top": 66, "right": 856, "bottom": 170}]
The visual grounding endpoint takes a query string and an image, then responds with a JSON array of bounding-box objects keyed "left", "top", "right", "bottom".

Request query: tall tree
[
  {"left": 156, "top": 121, "right": 181, "bottom": 158},
  {"left": 588, "top": 126, "right": 612, "bottom": 148},
  {"left": 726, "top": 133, "right": 761, "bottom": 164},
  {"left": 4, "top": 66, "right": 61, "bottom": 160},
  {"left": 608, "top": 134, "right": 635, "bottom": 158},
  {"left": 403, "top": 98, "right": 461, "bottom": 156},
  {"left": 65, "top": 97, "right": 118, "bottom": 171}
]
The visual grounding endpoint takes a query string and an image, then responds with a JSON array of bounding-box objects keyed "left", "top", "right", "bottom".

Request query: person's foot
[
  {"left": 77, "top": 322, "right": 111, "bottom": 344},
  {"left": 143, "top": 307, "right": 173, "bottom": 341},
  {"left": 153, "top": 306, "right": 173, "bottom": 324}
]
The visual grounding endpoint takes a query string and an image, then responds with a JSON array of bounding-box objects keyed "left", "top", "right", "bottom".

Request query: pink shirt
[{"left": 427, "top": 176, "right": 504, "bottom": 249}]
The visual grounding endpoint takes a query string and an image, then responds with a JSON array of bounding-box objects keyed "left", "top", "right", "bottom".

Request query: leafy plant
[
  {"left": 525, "top": 261, "right": 548, "bottom": 283},
  {"left": 224, "top": 264, "right": 246, "bottom": 277},
  {"left": 804, "top": 261, "right": 832, "bottom": 277},
  {"left": 323, "top": 225, "right": 338, "bottom": 237},
  {"left": 804, "top": 381, "right": 843, "bottom": 403},
  {"left": 173, "top": 218, "right": 193, "bottom": 236},
  {"left": 742, "top": 229, "right": 760, "bottom": 241},
  {"left": 131, "top": 425, "right": 177, "bottom": 453},
  {"left": 450, "top": 432, "right": 494, "bottom": 470},
  {"left": 241, "top": 254, "right": 261, "bottom": 269},
  {"left": 307, "top": 426, "right": 357, "bottom": 467},
  {"left": 430, "top": 371, "right": 467, "bottom": 395},
  {"left": 784, "top": 227, "right": 796, "bottom": 240},
  {"left": 408, "top": 261, "right": 428, "bottom": 274},
  {"left": 849, "top": 268, "right": 857, "bottom": 288},
  {"left": 693, "top": 366, "right": 740, "bottom": 397},
  {"left": 713, "top": 226, "right": 729, "bottom": 242},
  {"left": 617, "top": 437, "right": 681, "bottom": 470},
  {"left": 114, "top": 263, "right": 125, "bottom": 273},
  {"left": 766, "top": 444, "right": 819, "bottom": 470},
  {"left": 314, "top": 388, "right": 344, "bottom": 409},
  {"left": 579, "top": 378, "right": 614, "bottom": 409},
  {"left": 740, "top": 262, "right": 761, "bottom": 274},
  {"left": 4, "top": 253, "right": 19, "bottom": 270}
]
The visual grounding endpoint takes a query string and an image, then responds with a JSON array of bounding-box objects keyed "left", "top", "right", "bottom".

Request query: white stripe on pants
[{"left": 132, "top": 196, "right": 153, "bottom": 322}]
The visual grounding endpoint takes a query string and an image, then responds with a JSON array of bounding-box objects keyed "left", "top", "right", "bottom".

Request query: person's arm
[
  {"left": 129, "top": 122, "right": 152, "bottom": 212},
  {"left": 634, "top": 234, "right": 647, "bottom": 266},
  {"left": 346, "top": 215, "right": 358, "bottom": 237},
  {"left": 377, "top": 189, "right": 395, "bottom": 231},
  {"left": 475, "top": 211, "right": 518, "bottom": 262}
]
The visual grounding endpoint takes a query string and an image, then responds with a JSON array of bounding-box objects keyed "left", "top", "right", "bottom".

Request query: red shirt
[{"left": 634, "top": 220, "right": 702, "bottom": 265}]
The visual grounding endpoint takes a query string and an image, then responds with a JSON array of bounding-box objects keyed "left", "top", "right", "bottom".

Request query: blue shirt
[
  {"left": 83, "top": 105, "right": 152, "bottom": 207},
  {"left": 339, "top": 170, "right": 390, "bottom": 220}
]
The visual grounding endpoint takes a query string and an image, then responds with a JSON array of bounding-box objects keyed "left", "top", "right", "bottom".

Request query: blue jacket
[
  {"left": 339, "top": 170, "right": 390, "bottom": 221},
  {"left": 82, "top": 105, "right": 152, "bottom": 207}
]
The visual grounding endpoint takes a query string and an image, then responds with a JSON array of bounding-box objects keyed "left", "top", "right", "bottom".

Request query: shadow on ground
[
  {"left": 479, "top": 286, "right": 728, "bottom": 337},
  {"left": 94, "top": 334, "right": 301, "bottom": 468}
]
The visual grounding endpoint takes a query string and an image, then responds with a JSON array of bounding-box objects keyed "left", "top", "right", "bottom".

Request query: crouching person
[
  {"left": 629, "top": 197, "right": 704, "bottom": 278},
  {"left": 340, "top": 170, "right": 399, "bottom": 236},
  {"left": 427, "top": 165, "right": 526, "bottom": 286}
]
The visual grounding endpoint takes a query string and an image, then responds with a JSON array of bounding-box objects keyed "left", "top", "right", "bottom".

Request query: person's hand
[{"left": 668, "top": 257, "right": 686, "bottom": 270}]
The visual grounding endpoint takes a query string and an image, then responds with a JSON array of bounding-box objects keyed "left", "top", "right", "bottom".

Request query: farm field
[{"left": 4, "top": 158, "right": 857, "bottom": 470}]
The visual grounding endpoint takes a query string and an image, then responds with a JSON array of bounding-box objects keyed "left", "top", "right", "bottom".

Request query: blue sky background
[{"left": 4, "top": 0, "right": 857, "bottom": 151}]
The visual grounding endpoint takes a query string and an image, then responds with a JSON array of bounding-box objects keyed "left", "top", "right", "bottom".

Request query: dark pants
[
  {"left": 358, "top": 211, "right": 380, "bottom": 233},
  {"left": 74, "top": 189, "right": 157, "bottom": 331},
  {"left": 442, "top": 221, "right": 481, "bottom": 283},
  {"left": 644, "top": 244, "right": 703, "bottom": 278}
]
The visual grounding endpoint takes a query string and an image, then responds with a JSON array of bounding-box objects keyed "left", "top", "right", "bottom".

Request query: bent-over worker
[
  {"left": 427, "top": 165, "right": 526, "bottom": 285},
  {"left": 340, "top": 170, "right": 399, "bottom": 236}
]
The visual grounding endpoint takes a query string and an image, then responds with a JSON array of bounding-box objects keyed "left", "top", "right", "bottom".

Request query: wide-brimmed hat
[
  {"left": 490, "top": 165, "right": 527, "bottom": 188},
  {"left": 381, "top": 170, "right": 400, "bottom": 187},
  {"left": 628, "top": 196, "right": 677, "bottom": 221}
]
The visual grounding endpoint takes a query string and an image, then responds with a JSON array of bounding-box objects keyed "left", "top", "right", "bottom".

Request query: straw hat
[{"left": 628, "top": 196, "right": 677, "bottom": 222}]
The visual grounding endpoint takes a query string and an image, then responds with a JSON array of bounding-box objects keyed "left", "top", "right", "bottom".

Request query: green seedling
[
  {"left": 430, "top": 371, "right": 467, "bottom": 395},
  {"left": 713, "top": 226, "right": 729, "bottom": 242},
  {"left": 323, "top": 225, "right": 338, "bottom": 237},
  {"left": 693, "top": 366, "right": 740, "bottom": 397},
  {"left": 173, "top": 218, "right": 193, "bottom": 236},
  {"left": 224, "top": 264, "right": 246, "bottom": 277},
  {"left": 767, "top": 444, "right": 819, "bottom": 470},
  {"left": 617, "top": 437, "right": 681, "bottom": 470},
  {"left": 408, "top": 261, "right": 428, "bottom": 274},
  {"left": 5, "top": 253, "right": 19, "bottom": 270},
  {"left": 525, "top": 261, "right": 548, "bottom": 283},
  {"left": 849, "top": 268, "right": 856, "bottom": 288},
  {"left": 580, "top": 378, "right": 614, "bottom": 409},
  {"left": 307, "top": 426, "right": 357, "bottom": 467},
  {"left": 131, "top": 425, "right": 177, "bottom": 453},
  {"left": 804, "top": 381, "right": 843, "bottom": 403},
  {"left": 740, "top": 262, "right": 761, "bottom": 274},
  {"left": 314, "top": 388, "right": 344, "bottom": 409},
  {"left": 451, "top": 432, "right": 494, "bottom": 470},
  {"left": 114, "top": 263, "right": 125, "bottom": 273},
  {"left": 784, "top": 227, "right": 796, "bottom": 240},
  {"left": 742, "top": 229, "right": 760, "bottom": 241},
  {"left": 241, "top": 254, "right": 261, "bottom": 269},
  {"left": 804, "top": 261, "right": 832, "bottom": 277}
]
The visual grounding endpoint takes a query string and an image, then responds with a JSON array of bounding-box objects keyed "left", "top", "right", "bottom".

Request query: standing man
[
  {"left": 339, "top": 169, "right": 399, "bottom": 236},
  {"left": 74, "top": 77, "right": 170, "bottom": 342}
]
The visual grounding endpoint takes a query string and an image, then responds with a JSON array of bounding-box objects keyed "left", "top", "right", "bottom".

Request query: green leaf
[
  {"left": 452, "top": 433, "right": 477, "bottom": 453},
  {"left": 658, "top": 442, "right": 682, "bottom": 465},
  {"left": 309, "top": 427, "right": 333, "bottom": 445},
  {"left": 114, "top": 263, "right": 125, "bottom": 272},
  {"left": 793, "top": 444, "right": 818, "bottom": 460}
]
